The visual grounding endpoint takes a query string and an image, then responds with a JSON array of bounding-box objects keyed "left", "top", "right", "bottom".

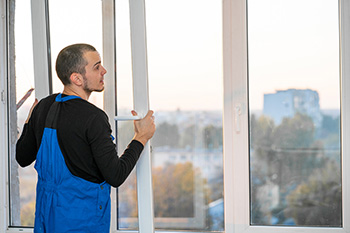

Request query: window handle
[{"left": 114, "top": 115, "right": 142, "bottom": 121}]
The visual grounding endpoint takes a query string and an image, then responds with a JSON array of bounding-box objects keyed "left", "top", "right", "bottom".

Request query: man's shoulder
[
  {"left": 67, "top": 99, "right": 108, "bottom": 124},
  {"left": 74, "top": 102, "right": 110, "bottom": 131},
  {"left": 77, "top": 99, "right": 106, "bottom": 115},
  {"left": 33, "top": 94, "right": 59, "bottom": 113},
  {"left": 37, "top": 93, "right": 59, "bottom": 106}
]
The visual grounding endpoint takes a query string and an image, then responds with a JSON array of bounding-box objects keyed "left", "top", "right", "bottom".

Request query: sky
[
  {"left": 248, "top": 0, "right": 340, "bottom": 110},
  {"left": 116, "top": 0, "right": 223, "bottom": 112},
  {"left": 15, "top": 0, "right": 340, "bottom": 114}
]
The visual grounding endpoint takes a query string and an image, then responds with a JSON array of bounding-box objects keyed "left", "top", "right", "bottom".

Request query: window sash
[
  {"left": 129, "top": 0, "right": 155, "bottom": 231},
  {"left": 223, "top": 0, "right": 350, "bottom": 232},
  {"left": 104, "top": 0, "right": 156, "bottom": 231}
]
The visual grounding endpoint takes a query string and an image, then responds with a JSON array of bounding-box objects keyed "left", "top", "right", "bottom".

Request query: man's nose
[{"left": 101, "top": 65, "right": 107, "bottom": 75}]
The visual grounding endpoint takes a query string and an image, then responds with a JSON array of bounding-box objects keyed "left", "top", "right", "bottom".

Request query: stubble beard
[{"left": 82, "top": 74, "right": 104, "bottom": 93}]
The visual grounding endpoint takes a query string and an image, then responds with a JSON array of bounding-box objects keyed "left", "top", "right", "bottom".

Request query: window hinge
[{"left": 1, "top": 90, "right": 5, "bottom": 103}]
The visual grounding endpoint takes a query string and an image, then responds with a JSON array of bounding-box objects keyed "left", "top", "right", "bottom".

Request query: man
[{"left": 16, "top": 43, "right": 156, "bottom": 232}]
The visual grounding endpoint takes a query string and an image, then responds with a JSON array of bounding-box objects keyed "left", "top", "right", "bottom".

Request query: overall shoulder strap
[
  {"left": 45, "top": 94, "right": 82, "bottom": 129},
  {"left": 55, "top": 93, "right": 82, "bottom": 102},
  {"left": 45, "top": 101, "right": 60, "bottom": 129}
]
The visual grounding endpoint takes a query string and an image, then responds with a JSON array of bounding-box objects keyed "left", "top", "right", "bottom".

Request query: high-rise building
[{"left": 263, "top": 89, "right": 322, "bottom": 127}]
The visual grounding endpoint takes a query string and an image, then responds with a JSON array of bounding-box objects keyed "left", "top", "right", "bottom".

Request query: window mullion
[
  {"left": 340, "top": 0, "right": 350, "bottom": 231},
  {"left": 0, "top": 0, "right": 8, "bottom": 230},
  {"left": 223, "top": 0, "right": 250, "bottom": 232},
  {"left": 102, "top": 0, "right": 117, "bottom": 231}
]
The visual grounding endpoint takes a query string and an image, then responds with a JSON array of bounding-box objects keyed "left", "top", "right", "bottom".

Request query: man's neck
[{"left": 62, "top": 86, "right": 91, "bottom": 100}]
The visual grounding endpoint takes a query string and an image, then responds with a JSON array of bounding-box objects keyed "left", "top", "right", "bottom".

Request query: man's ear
[{"left": 69, "top": 73, "right": 83, "bottom": 86}]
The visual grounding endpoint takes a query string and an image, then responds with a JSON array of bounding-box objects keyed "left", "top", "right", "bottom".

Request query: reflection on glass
[
  {"left": 49, "top": 0, "right": 103, "bottom": 108},
  {"left": 147, "top": 0, "right": 223, "bottom": 231},
  {"left": 10, "top": 0, "right": 37, "bottom": 226},
  {"left": 248, "top": 0, "right": 341, "bottom": 227}
]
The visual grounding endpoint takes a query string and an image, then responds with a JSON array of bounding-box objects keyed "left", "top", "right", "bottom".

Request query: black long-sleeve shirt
[{"left": 16, "top": 94, "right": 143, "bottom": 187}]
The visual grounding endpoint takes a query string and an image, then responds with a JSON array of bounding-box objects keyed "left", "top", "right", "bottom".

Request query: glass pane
[
  {"left": 146, "top": 0, "right": 224, "bottom": 231},
  {"left": 10, "top": 0, "right": 37, "bottom": 226},
  {"left": 115, "top": 0, "right": 138, "bottom": 229},
  {"left": 116, "top": 128, "right": 138, "bottom": 230},
  {"left": 248, "top": 0, "right": 342, "bottom": 227},
  {"left": 49, "top": 0, "right": 103, "bottom": 109}
]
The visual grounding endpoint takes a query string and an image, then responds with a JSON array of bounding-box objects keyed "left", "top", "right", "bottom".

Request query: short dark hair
[{"left": 55, "top": 43, "right": 97, "bottom": 85}]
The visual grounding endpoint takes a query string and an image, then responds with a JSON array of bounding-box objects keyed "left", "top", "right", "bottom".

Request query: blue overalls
[{"left": 34, "top": 94, "right": 111, "bottom": 233}]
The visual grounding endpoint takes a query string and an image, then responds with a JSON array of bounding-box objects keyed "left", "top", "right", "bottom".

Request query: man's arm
[
  {"left": 88, "top": 110, "right": 155, "bottom": 187},
  {"left": 16, "top": 99, "right": 39, "bottom": 167}
]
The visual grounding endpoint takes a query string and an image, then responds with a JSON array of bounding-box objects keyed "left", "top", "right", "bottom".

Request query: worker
[{"left": 16, "top": 43, "right": 156, "bottom": 232}]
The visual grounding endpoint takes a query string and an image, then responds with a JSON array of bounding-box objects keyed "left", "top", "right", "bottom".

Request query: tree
[
  {"left": 118, "top": 171, "right": 138, "bottom": 218},
  {"left": 250, "top": 114, "right": 277, "bottom": 224},
  {"left": 118, "top": 162, "right": 208, "bottom": 219},
  {"left": 152, "top": 122, "right": 180, "bottom": 148},
  {"left": 272, "top": 113, "right": 314, "bottom": 149},
  {"left": 250, "top": 114, "right": 275, "bottom": 152},
  {"left": 286, "top": 161, "right": 341, "bottom": 226},
  {"left": 117, "top": 121, "right": 134, "bottom": 154},
  {"left": 21, "top": 200, "right": 35, "bottom": 226},
  {"left": 318, "top": 114, "right": 340, "bottom": 150},
  {"left": 203, "top": 125, "right": 222, "bottom": 149},
  {"left": 153, "top": 162, "right": 195, "bottom": 217},
  {"left": 320, "top": 114, "right": 340, "bottom": 135},
  {"left": 180, "top": 125, "right": 195, "bottom": 149},
  {"left": 250, "top": 115, "right": 276, "bottom": 181},
  {"left": 250, "top": 112, "right": 337, "bottom": 225},
  {"left": 152, "top": 162, "right": 209, "bottom": 220}
]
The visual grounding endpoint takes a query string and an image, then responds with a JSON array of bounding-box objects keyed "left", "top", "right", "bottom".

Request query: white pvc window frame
[
  {"left": 3, "top": 0, "right": 349, "bottom": 232},
  {"left": 112, "top": 0, "right": 208, "bottom": 231},
  {"left": 108, "top": 0, "right": 155, "bottom": 232},
  {"left": 128, "top": 0, "right": 155, "bottom": 232},
  {"left": 101, "top": 0, "right": 118, "bottom": 231},
  {"left": 31, "top": 0, "right": 51, "bottom": 99},
  {"left": 0, "top": 0, "right": 9, "bottom": 232},
  {"left": 0, "top": 0, "right": 50, "bottom": 231},
  {"left": 223, "top": 0, "right": 350, "bottom": 233},
  {"left": 92, "top": 0, "right": 157, "bottom": 232}
]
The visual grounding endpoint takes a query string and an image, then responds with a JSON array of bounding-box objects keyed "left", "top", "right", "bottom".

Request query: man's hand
[
  {"left": 25, "top": 99, "right": 38, "bottom": 123},
  {"left": 131, "top": 110, "right": 156, "bottom": 146}
]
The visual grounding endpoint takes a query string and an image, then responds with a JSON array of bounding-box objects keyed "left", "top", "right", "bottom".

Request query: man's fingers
[
  {"left": 145, "top": 110, "right": 154, "bottom": 118},
  {"left": 131, "top": 110, "right": 154, "bottom": 120}
]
